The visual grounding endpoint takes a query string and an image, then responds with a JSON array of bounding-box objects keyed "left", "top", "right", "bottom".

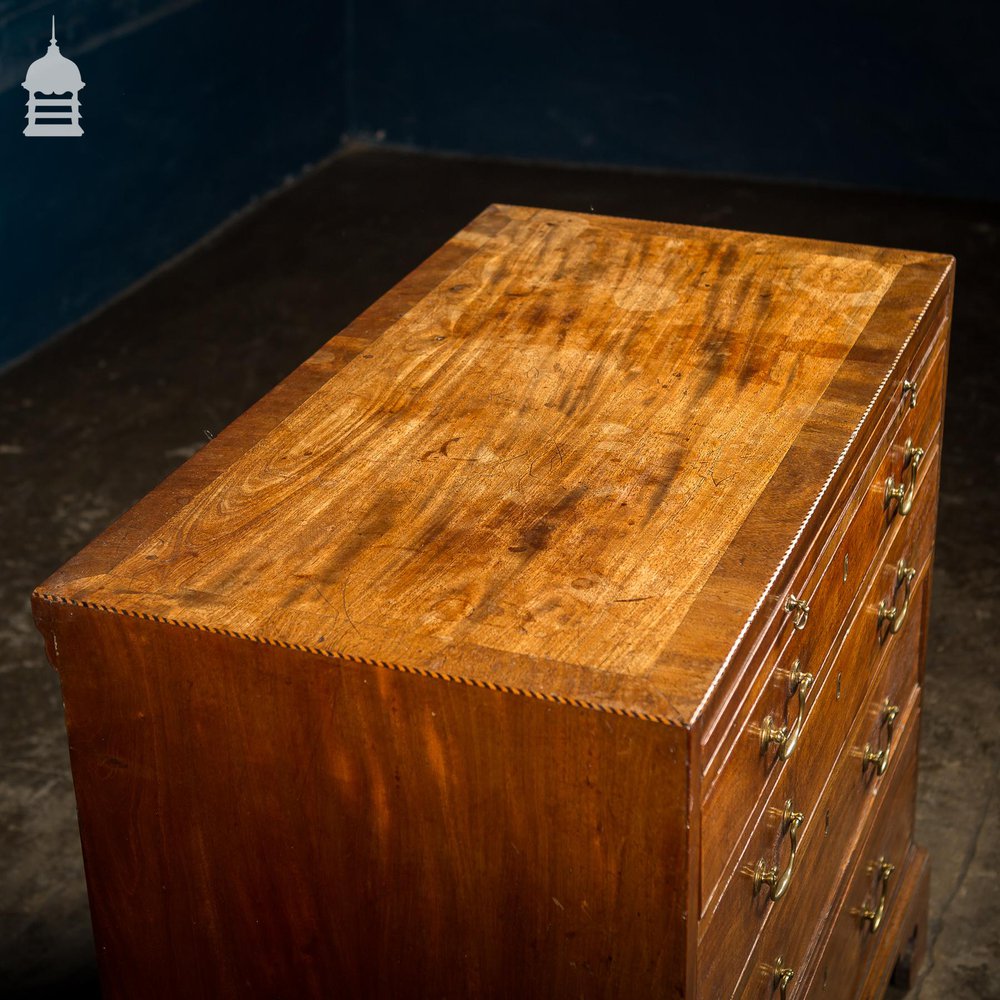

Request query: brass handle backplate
[
  {"left": 863, "top": 701, "right": 900, "bottom": 776},
  {"left": 754, "top": 800, "right": 804, "bottom": 902},
  {"left": 785, "top": 595, "right": 810, "bottom": 631},
  {"left": 860, "top": 859, "right": 895, "bottom": 933},
  {"left": 760, "top": 661, "right": 814, "bottom": 761},
  {"left": 877, "top": 559, "right": 917, "bottom": 638},
  {"left": 884, "top": 439, "right": 925, "bottom": 517},
  {"left": 773, "top": 957, "right": 795, "bottom": 999}
]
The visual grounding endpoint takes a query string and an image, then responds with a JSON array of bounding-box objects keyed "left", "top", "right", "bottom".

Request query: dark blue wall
[
  {"left": 353, "top": 1, "right": 999, "bottom": 201},
  {"left": 4, "top": 1, "right": 997, "bottom": 367},
  {"left": 1, "top": 1, "right": 346, "bottom": 368}
]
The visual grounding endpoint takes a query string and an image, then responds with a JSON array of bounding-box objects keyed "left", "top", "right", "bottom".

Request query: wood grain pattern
[
  {"left": 871, "top": 847, "right": 930, "bottom": 997},
  {"left": 35, "top": 603, "right": 691, "bottom": 1000},
  {"left": 700, "top": 440, "right": 940, "bottom": 913},
  {"left": 800, "top": 739, "right": 923, "bottom": 1000},
  {"left": 32, "top": 210, "right": 952, "bottom": 998},
  {"left": 700, "top": 331, "right": 947, "bottom": 774},
  {"left": 698, "top": 580, "right": 926, "bottom": 997},
  {"left": 696, "top": 293, "right": 950, "bottom": 750},
  {"left": 740, "top": 707, "right": 921, "bottom": 1000},
  {"left": 34, "top": 206, "right": 953, "bottom": 725}
]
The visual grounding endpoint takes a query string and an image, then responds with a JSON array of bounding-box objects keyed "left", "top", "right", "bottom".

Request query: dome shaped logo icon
[{"left": 23, "top": 16, "right": 85, "bottom": 137}]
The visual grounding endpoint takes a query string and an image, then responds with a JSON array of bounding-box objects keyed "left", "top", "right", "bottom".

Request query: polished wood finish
[
  {"left": 32, "top": 602, "right": 690, "bottom": 998},
  {"left": 699, "top": 584, "right": 926, "bottom": 999},
  {"left": 38, "top": 206, "right": 952, "bottom": 725},
  {"left": 700, "top": 439, "right": 941, "bottom": 911},
  {"left": 33, "top": 207, "right": 953, "bottom": 998},
  {"left": 699, "top": 322, "right": 948, "bottom": 760},
  {"left": 882, "top": 848, "right": 931, "bottom": 996},
  {"left": 739, "top": 703, "right": 921, "bottom": 999},
  {"left": 802, "top": 724, "right": 923, "bottom": 1000}
]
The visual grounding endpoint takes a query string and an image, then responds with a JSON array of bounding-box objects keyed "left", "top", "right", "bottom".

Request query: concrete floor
[{"left": 1, "top": 147, "right": 997, "bottom": 998}]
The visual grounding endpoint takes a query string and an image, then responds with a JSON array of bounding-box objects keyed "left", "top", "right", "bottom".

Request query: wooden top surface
[{"left": 36, "top": 206, "right": 953, "bottom": 724}]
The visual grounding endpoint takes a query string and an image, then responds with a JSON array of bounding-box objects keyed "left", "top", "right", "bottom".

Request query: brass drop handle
[
  {"left": 877, "top": 560, "right": 917, "bottom": 636},
  {"left": 785, "top": 595, "right": 810, "bottom": 631},
  {"left": 860, "top": 860, "right": 895, "bottom": 933},
  {"left": 760, "top": 662, "right": 814, "bottom": 761},
  {"left": 754, "top": 801, "right": 804, "bottom": 902},
  {"left": 773, "top": 958, "right": 795, "bottom": 999},
  {"left": 902, "top": 378, "right": 918, "bottom": 408},
  {"left": 884, "top": 439, "right": 925, "bottom": 517},
  {"left": 898, "top": 442, "right": 924, "bottom": 515},
  {"left": 863, "top": 702, "right": 900, "bottom": 776}
]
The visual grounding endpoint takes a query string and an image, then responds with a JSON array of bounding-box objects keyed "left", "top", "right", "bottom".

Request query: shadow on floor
[{"left": 6, "top": 972, "right": 102, "bottom": 1000}]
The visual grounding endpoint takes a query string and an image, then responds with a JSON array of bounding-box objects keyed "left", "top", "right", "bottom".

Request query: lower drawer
[
  {"left": 736, "top": 702, "right": 920, "bottom": 1000},
  {"left": 802, "top": 729, "right": 921, "bottom": 999}
]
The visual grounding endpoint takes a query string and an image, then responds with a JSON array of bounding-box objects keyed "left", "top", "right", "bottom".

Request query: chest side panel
[{"left": 38, "top": 603, "right": 693, "bottom": 1000}]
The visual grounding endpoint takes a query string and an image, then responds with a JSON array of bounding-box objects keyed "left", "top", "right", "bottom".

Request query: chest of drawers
[{"left": 33, "top": 206, "right": 953, "bottom": 999}]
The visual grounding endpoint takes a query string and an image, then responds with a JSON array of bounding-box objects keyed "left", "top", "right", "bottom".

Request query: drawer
[
  {"left": 802, "top": 741, "right": 920, "bottom": 999},
  {"left": 870, "top": 337, "right": 946, "bottom": 544},
  {"left": 888, "top": 323, "right": 949, "bottom": 446},
  {"left": 888, "top": 328, "right": 947, "bottom": 464},
  {"left": 738, "top": 703, "right": 920, "bottom": 1000},
  {"left": 700, "top": 440, "right": 941, "bottom": 911},
  {"left": 700, "top": 329, "right": 947, "bottom": 766},
  {"left": 697, "top": 583, "right": 926, "bottom": 999}
]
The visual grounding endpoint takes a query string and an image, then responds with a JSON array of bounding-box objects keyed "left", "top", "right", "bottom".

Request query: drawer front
[
  {"left": 738, "top": 704, "right": 920, "bottom": 1000},
  {"left": 701, "top": 330, "right": 947, "bottom": 766},
  {"left": 697, "top": 577, "right": 927, "bottom": 1000},
  {"left": 700, "top": 439, "right": 941, "bottom": 912},
  {"left": 802, "top": 741, "right": 920, "bottom": 999},
  {"left": 888, "top": 325, "right": 948, "bottom": 447},
  {"left": 866, "top": 337, "right": 945, "bottom": 551}
]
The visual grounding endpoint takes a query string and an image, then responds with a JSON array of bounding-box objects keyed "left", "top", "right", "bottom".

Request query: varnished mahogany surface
[
  {"left": 31, "top": 602, "right": 690, "bottom": 1000},
  {"left": 32, "top": 209, "right": 953, "bottom": 999},
  {"left": 697, "top": 301, "right": 949, "bottom": 754},
  {"left": 801, "top": 731, "right": 922, "bottom": 1000},
  {"left": 740, "top": 704, "right": 921, "bottom": 1000},
  {"left": 699, "top": 441, "right": 941, "bottom": 913},
  {"left": 699, "top": 588, "right": 926, "bottom": 998},
  {"left": 34, "top": 205, "right": 953, "bottom": 725}
]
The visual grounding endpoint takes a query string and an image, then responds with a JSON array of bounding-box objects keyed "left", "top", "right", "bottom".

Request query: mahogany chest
[{"left": 33, "top": 206, "right": 953, "bottom": 998}]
